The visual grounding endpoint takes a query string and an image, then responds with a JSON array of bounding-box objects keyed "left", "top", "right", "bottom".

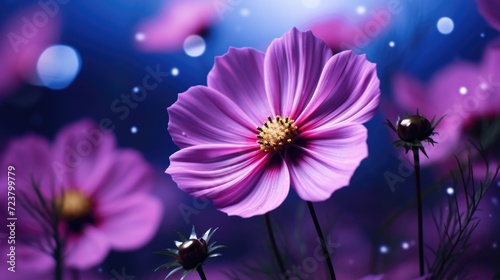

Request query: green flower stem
[
  {"left": 264, "top": 213, "right": 287, "bottom": 278},
  {"left": 307, "top": 201, "right": 336, "bottom": 280},
  {"left": 413, "top": 147, "right": 425, "bottom": 276},
  {"left": 196, "top": 265, "right": 208, "bottom": 280}
]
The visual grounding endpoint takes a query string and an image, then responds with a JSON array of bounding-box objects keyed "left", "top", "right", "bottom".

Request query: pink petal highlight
[
  {"left": 299, "top": 50, "right": 380, "bottom": 131},
  {"left": 168, "top": 86, "right": 256, "bottom": 148},
  {"left": 287, "top": 125, "right": 368, "bottom": 201},
  {"left": 207, "top": 47, "right": 270, "bottom": 126},
  {"left": 263, "top": 27, "right": 332, "bottom": 118}
]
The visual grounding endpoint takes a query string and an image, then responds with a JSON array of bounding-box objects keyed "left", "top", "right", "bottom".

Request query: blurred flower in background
[
  {"left": 134, "top": 0, "right": 218, "bottom": 53},
  {"left": 476, "top": 0, "right": 500, "bottom": 31},
  {"left": 0, "top": 120, "right": 162, "bottom": 275},
  {"left": 0, "top": 4, "right": 60, "bottom": 100},
  {"left": 390, "top": 39, "right": 500, "bottom": 169}
]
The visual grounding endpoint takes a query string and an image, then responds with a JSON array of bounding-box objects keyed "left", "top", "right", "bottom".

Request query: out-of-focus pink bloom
[
  {"left": 476, "top": 0, "right": 500, "bottom": 31},
  {"left": 166, "top": 28, "right": 380, "bottom": 218},
  {"left": 135, "top": 0, "right": 218, "bottom": 52},
  {"left": 307, "top": 11, "right": 391, "bottom": 51},
  {"left": 0, "top": 120, "right": 162, "bottom": 270},
  {"left": 0, "top": 5, "right": 60, "bottom": 99},
  {"left": 391, "top": 40, "right": 500, "bottom": 166}
]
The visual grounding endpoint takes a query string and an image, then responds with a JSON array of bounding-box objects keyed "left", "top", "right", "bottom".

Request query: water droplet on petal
[
  {"left": 389, "top": 41, "right": 395, "bottom": 47},
  {"left": 171, "top": 67, "right": 179, "bottom": 76},
  {"left": 130, "top": 126, "right": 138, "bottom": 134},
  {"left": 402, "top": 242, "right": 410, "bottom": 250},
  {"left": 446, "top": 187, "right": 455, "bottom": 195}
]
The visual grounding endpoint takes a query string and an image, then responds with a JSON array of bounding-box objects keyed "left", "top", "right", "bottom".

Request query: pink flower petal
[
  {"left": 167, "top": 144, "right": 289, "bottom": 217},
  {"left": 167, "top": 86, "right": 257, "bottom": 148},
  {"left": 65, "top": 226, "right": 111, "bottom": 269},
  {"left": 50, "top": 119, "right": 116, "bottom": 191},
  {"left": 287, "top": 124, "right": 368, "bottom": 201},
  {"left": 263, "top": 27, "right": 332, "bottom": 118},
  {"left": 207, "top": 47, "right": 271, "bottom": 126},
  {"left": 98, "top": 194, "right": 162, "bottom": 250},
  {"left": 298, "top": 51, "right": 380, "bottom": 131},
  {"left": 88, "top": 149, "right": 154, "bottom": 203},
  {"left": 477, "top": 0, "right": 500, "bottom": 31},
  {"left": 1, "top": 134, "right": 53, "bottom": 196}
]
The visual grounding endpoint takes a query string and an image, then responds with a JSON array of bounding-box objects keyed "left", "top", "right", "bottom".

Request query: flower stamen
[{"left": 256, "top": 115, "right": 298, "bottom": 153}]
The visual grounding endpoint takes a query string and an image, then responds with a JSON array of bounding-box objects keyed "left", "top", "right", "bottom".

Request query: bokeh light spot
[
  {"left": 437, "top": 17, "right": 454, "bottom": 34},
  {"left": 36, "top": 45, "right": 81, "bottom": 90},
  {"left": 183, "top": 35, "right": 206, "bottom": 57}
]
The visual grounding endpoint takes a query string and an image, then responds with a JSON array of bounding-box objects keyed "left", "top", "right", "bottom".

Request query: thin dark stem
[
  {"left": 307, "top": 201, "right": 336, "bottom": 280},
  {"left": 264, "top": 213, "right": 287, "bottom": 278},
  {"left": 413, "top": 148, "right": 425, "bottom": 276},
  {"left": 197, "top": 265, "right": 208, "bottom": 280}
]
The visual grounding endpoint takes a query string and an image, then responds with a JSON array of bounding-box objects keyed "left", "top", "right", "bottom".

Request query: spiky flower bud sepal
[
  {"left": 386, "top": 111, "right": 445, "bottom": 158},
  {"left": 154, "top": 226, "right": 224, "bottom": 280}
]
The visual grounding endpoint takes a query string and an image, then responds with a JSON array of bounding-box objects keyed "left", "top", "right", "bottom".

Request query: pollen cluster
[
  {"left": 55, "top": 189, "right": 92, "bottom": 220},
  {"left": 257, "top": 115, "right": 298, "bottom": 153}
]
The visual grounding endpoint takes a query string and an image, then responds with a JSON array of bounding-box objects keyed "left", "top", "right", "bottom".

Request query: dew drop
[
  {"left": 402, "top": 242, "right": 410, "bottom": 250},
  {"left": 389, "top": 41, "right": 395, "bottom": 47},
  {"left": 171, "top": 67, "right": 179, "bottom": 77},
  {"left": 459, "top": 86, "right": 467, "bottom": 95},
  {"left": 130, "top": 126, "right": 138, "bottom": 134}
]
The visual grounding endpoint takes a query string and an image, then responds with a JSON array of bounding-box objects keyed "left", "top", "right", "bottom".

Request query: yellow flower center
[
  {"left": 257, "top": 115, "right": 298, "bottom": 153},
  {"left": 55, "top": 189, "right": 92, "bottom": 220}
]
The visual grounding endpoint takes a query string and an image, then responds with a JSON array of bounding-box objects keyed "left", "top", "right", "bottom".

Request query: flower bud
[
  {"left": 397, "top": 115, "right": 433, "bottom": 142},
  {"left": 178, "top": 239, "right": 208, "bottom": 269}
]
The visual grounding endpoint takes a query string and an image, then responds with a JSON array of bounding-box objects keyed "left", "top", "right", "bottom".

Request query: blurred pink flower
[
  {"left": 391, "top": 40, "right": 500, "bottom": 167},
  {"left": 166, "top": 28, "right": 380, "bottom": 218},
  {"left": 135, "top": 0, "right": 218, "bottom": 52},
  {"left": 476, "top": 0, "right": 500, "bottom": 31},
  {"left": 0, "top": 5, "right": 60, "bottom": 99},
  {"left": 307, "top": 15, "right": 389, "bottom": 52},
  {"left": 0, "top": 120, "right": 162, "bottom": 270}
]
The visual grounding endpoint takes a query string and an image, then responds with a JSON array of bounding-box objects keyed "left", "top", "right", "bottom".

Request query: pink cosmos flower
[
  {"left": 476, "top": 0, "right": 500, "bottom": 31},
  {"left": 134, "top": 0, "right": 218, "bottom": 52},
  {"left": 391, "top": 40, "right": 500, "bottom": 167},
  {"left": 0, "top": 5, "right": 60, "bottom": 99},
  {"left": 166, "top": 28, "right": 380, "bottom": 218},
  {"left": 0, "top": 120, "right": 162, "bottom": 271}
]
